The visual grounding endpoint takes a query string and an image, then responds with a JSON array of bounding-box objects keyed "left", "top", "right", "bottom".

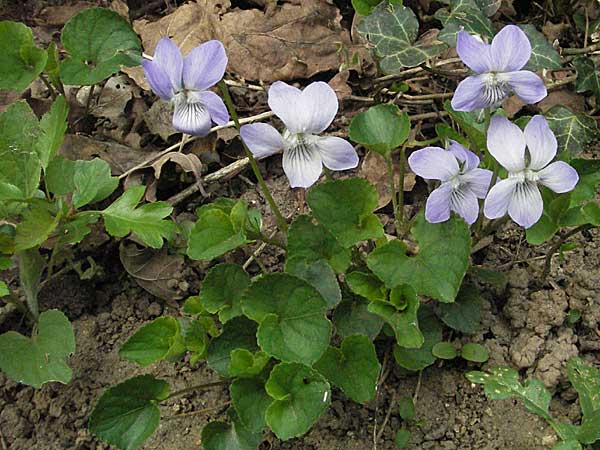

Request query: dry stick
[
  {"left": 166, "top": 380, "right": 229, "bottom": 400},
  {"left": 543, "top": 224, "right": 594, "bottom": 278},
  {"left": 562, "top": 42, "right": 600, "bottom": 55},
  {"left": 374, "top": 57, "right": 463, "bottom": 83},
  {"left": 375, "top": 390, "right": 398, "bottom": 444}
]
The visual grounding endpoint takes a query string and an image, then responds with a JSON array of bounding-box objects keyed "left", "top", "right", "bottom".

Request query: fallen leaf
[
  {"left": 76, "top": 75, "right": 135, "bottom": 121},
  {"left": 36, "top": 2, "right": 97, "bottom": 26},
  {"left": 538, "top": 90, "right": 585, "bottom": 113},
  {"left": 328, "top": 70, "right": 352, "bottom": 101},
  {"left": 143, "top": 100, "right": 176, "bottom": 141}
]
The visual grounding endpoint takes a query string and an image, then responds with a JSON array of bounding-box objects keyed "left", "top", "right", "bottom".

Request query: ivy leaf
[
  {"left": 265, "top": 362, "right": 331, "bottom": 440},
  {"left": 332, "top": 296, "right": 384, "bottom": 340},
  {"left": 519, "top": 25, "right": 562, "bottom": 71},
  {"left": 60, "top": 8, "right": 141, "bottom": 85},
  {"left": 199, "top": 264, "right": 250, "bottom": 323},
  {"left": 367, "top": 214, "right": 471, "bottom": 303},
  {"left": 567, "top": 357, "right": 600, "bottom": 417},
  {"left": 187, "top": 206, "right": 247, "bottom": 261},
  {"left": 15, "top": 202, "right": 60, "bottom": 251},
  {"left": 314, "top": 335, "right": 381, "bottom": 403},
  {"left": 393, "top": 306, "right": 442, "bottom": 371},
  {"left": 201, "top": 409, "right": 263, "bottom": 450},
  {"left": 545, "top": 106, "right": 598, "bottom": 156},
  {"left": 348, "top": 104, "right": 410, "bottom": 156},
  {"left": 436, "top": 284, "right": 482, "bottom": 334},
  {"left": 36, "top": 95, "right": 69, "bottom": 169},
  {"left": 119, "top": 317, "right": 186, "bottom": 366},
  {"left": 346, "top": 271, "right": 388, "bottom": 302},
  {"left": 230, "top": 378, "right": 272, "bottom": 433},
  {"left": 241, "top": 273, "right": 331, "bottom": 366},
  {"left": 286, "top": 215, "right": 350, "bottom": 273},
  {"left": 357, "top": 3, "right": 446, "bottom": 72},
  {"left": 0, "top": 309, "right": 75, "bottom": 388},
  {"left": 435, "top": 0, "right": 494, "bottom": 47},
  {"left": 206, "top": 317, "right": 259, "bottom": 378},
  {"left": 307, "top": 178, "right": 384, "bottom": 247},
  {"left": 573, "top": 57, "right": 600, "bottom": 107},
  {"left": 89, "top": 375, "right": 170, "bottom": 450},
  {"left": 101, "top": 186, "right": 174, "bottom": 248},
  {"left": 285, "top": 256, "right": 341, "bottom": 308},
  {"left": 0, "top": 21, "right": 47, "bottom": 91}
]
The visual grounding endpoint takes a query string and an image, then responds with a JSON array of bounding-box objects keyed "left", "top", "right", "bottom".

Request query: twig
[
  {"left": 375, "top": 390, "right": 398, "bottom": 444},
  {"left": 38, "top": 74, "right": 57, "bottom": 99},
  {"left": 562, "top": 42, "right": 600, "bottom": 55},
  {"left": 547, "top": 75, "right": 578, "bottom": 90},
  {"left": 166, "top": 380, "right": 229, "bottom": 400},
  {"left": 374, "top": 57, "right": 463, "bottom": 83},
  {"left": 84, "top": 84, "right": 95, "bottom": 116},
  {"left": 162, "top": 401, "right": 231, "bottom": 421},
  {"left": 543, "top": 224, "right": 594, "bottom": 277}
]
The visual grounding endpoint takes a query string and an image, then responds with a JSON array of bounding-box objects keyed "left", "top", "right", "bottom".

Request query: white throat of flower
[
  {"left": 282, "top": 129, "right": 319, "bottom": 158},
  {"left": 509, "top": 168, "right": 540, "bottom": 183},
  {"left": 482, "top": 72, "right": 511, "bottom": 106}
]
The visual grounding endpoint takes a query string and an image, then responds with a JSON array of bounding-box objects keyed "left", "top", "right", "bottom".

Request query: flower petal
[
  {"left": 240, "top": 123, "right": 284, "bottom": 159},
  {"left": 142, "top": 60, "right": 175, "bottom": 100},
  {"left": 314, "top": 136, "right": 359, "bottom": 171},
  {"left": 425, "top": 183, "right": 452, "bottom": 224},
  {"left": 450, "top": 186, "right": 480, "bottom": 225},
  {"left": 408, "top": 147, "right": 460, "bottom": 181},
  {"left": 268, "top": 81, "right": 303, "bottom": 133},
  {"left": 197, "top": 90, "right": 229, "bottom": 125},
  {"left": 490, "top": 25, "right": 531, "bottom": 72},
  {"left": 183, "top": 40, "right": 228, "bottom": 91},
  {"left": 451, "top": 75, "right": 490, "bottom": 112},
  {"left": 487, "top": 115, "right": 526, "bottom": 172},
  {"left": 297, "top": 81, "right": 339, "bottom": 134},
  {"left": 508, "top": 181, "right": 543, "bottom": 228},
  {"left": 537, "top": 161, "right": 579, "bottom": 193},
  {"left": 448, "top": 140, "right": 480, "bottom": 172},
  {"left": 153, "top": 37, "right": 183, "bottom": 92},
  {"left": 461, "top": 168, "right": 494, "bottom": 198},
  {"left": 524, "top": 115, "right": 557, "bottom": 170},
  {"left": 172, "top": 94, "right": 211, "bottom": 136},
  {"left": 505, "top": 71, "right": 547, "bottom": 104},
  {"left": 456, "top": 31, "right": 493, "bottom": 73},
  {"left": 282, "top": 142, "right": 323, "bottom": 188},
  {"left": 483, "top": 177, "right": 518, "bottom": 219}
]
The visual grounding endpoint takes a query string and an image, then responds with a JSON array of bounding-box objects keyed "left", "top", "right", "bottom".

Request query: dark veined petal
[
  {"left": 450, "top": 185, "right": 480, "bottom": 225},
  {"left": 461, "top": 168, "right": 494, "bottom": 199},
  {"left": 282, "top": 140, "right": 323, "bottom": 188},
  {"left": 507, "top": 180, "right": 543, "bottom": 228},
  {"left": 172, "top": 94, "right": 212, "bottom": 136},
  {"left": 451, "top": 75, "right": 491, "bottom": 112}
]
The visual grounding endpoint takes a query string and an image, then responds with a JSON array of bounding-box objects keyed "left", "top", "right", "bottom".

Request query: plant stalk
[
  {"left": 397, "top": 144, "right": 408, "bottom": 234},
  {"left": 385, "top": 154, "right": 399, "bottom": 233},
  {"left": 166, "top": 380, "right": 229, "bottom": 400}
]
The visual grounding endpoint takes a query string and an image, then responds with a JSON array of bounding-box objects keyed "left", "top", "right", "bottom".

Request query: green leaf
[
  {"left": 46, "top": 156, "right": 75, "bottom": 196},
  {"left": 567, "top": 357, "right": 600, "bottom": 417},
  {"left": 285, "top": 256, "right": 341, "bottom": 308},
  {"left": 180, "top": 318, "right": 208, "bottom": 363},
  {"left": 242, "top": 273, "right": 331, "bottom": 366},
  {"left": 0, "top": 281, "right": 8, "bottom": 297},
  {"left": 578, "top": 409, "right": 600, "bottom": 444},
  {"left": 199, "top": 264, "right": 250, "bottom": 323},
  {"left": 460, "top": 343, "right": 489, "bottom": 362},
  {"left": 519, "top": 25, "right": 563, "bottom": 71},
  {"left": 60, "top": 213, "right": 100, "bottom": 245},
  {"left": 357, "top": 3, "right": 446, "bottom": 72},
  {"left": 89, "top": 375, "right": 170, "bottom": 450},
  {"left": 0, "top": 21, "right": 47, "bottom": 91},
  {"left": 368, "top": 214, "right": 471, "bottom": 302},
  {"left": 436, "top": 284, "right": 482, "bottom": 334},
  {"left": 72, "top": 158, "right": 119, "bottom": 208},
  {"left": 230, "top": 378, "right": 272, "bottom": 433},
  {"left": 201, "top": 409, "right": 263, "bottom": 450},
  {"left": 398, "top": 395, "right": 415, "bottom": 421},
  {"left": 351, "top": 0, "right": 382, "bottom": 16},
  {"left": 546, "top": 106, "right": 598, "bottom": 156},
  {"left": 436, "top": 0, "right": 494, "bottom": 47},
  {"left": 332, "top": 296, "right": 384, "bottom": 340},
  {"left": 395, "top": 428, "right": 411, "bottom": 448},
  {"left": 348, "top": 104, "right": 410, "bottom": 155},
  {"left": 18, "top": 248, "right": 45, "bottom": 318},
  {"left": 393, "top": 306, "right": 442, "bottom": 371},
  {"left": 60, "top": 8, "right": 141, "bottom": 85},
  {"left": 346, "top": 271, "right": 388, "bottom": 302},
  {"left": 526, "top": 191, "right": 571, "bottom": 244},
  {"left": 228, "top": 349, "right": 270, "bottom": 379},
  {"left": 433, "top": 342, "right": 458, "bottom": 359},
  {"left": 574, "top": 57, "right": 600, "bottom": 107},
  {"left": 0, "top": 309, "right": 75, "bottom": 388},
  {"left": 443, "top": 100, "right": 487, "bottom": 151},
  {"left": 187, "top": 207, "right": 247, "bottom": 260},
  {"left": 307, "top": 178, "right": 384, "bottom": 247},
  {"left": 206, "top": 317, "right": 259, "bottom": 378},
  {"left": 287, "top": 215, "right": 350, "bottom": 273},
  {"left": 45, "top": 42, "right": 61, "bottom": 89},
  {"left": 36, "top": 95, "right": 69, "bottom": 169},
  {"left": 265, "top": 362, "right": 331, "bottom": 440},
  {"left": 14, "top": 203, "right": 60, "bottom": 251},
  {"left": 0, "top": 101, "right": 42, "bottom": 200},
  {"left": 569, "top": 159, "right": 600, "bottom": 206},
  {"left": 367, "top": 284, "right": 423, "bottom": 348},
  {"left": 102, "top": 186, "right": 174, "bottom": 248},
  {"left": 119, "top": 317, "right": 185, "bottom": 366},
  {"left": 551, "top": 441, "right": 582, "bottom": 450},
  {"left": 314, "top": 335, "right": 381, "bottom": 403}
]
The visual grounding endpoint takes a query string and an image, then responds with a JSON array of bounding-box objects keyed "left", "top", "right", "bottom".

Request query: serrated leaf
[
  {"left": 265, "top": 362, "right": 331, "bottom": 440},
  {"left": 0, "top": 21, "right": 47, "bottom": 91},
  {"left": 206, "top": 317, "right": 259, "bottom": 378},
  {"left": 72, "top": 158, "right": 119, "bottom": 208},
  {"left": 307, "top": 178, "right": 384, "bottom": 247},
  {"left": 519, "top": 24, "right": 562, "bottom": 71},
  {"left": 545, "top": 106, "right": 598, "bottom": 156},
  {"left": 574, "top": 57, "right": 600, "bottom": 107},
  {"left": 89, "top": 375, "right": 170, "bottom": 450},
  {"left": 102, "top": 186, "right": 174, "bottom": 248},
  {"left": 436, "top": 0, "right": 494, "bottom": 47},
  {"left": 187, "top": 207, "right": 247, "bottom": 261},
  {"left": 436, "top": 284, "right": 482, "bottom": 334},
  {"left": 285, "top": 256, "right": 341, "bottom": 308},
  {"left": 60, "top": 8, "right": 141, "bottom": 85},
  {"left": 230, "top": 378, "right": 272, "bottom": 433},
  {"left": 119, "top": 317, "right": 185, "bottom": 366},
  {"left": 0, "top": 309, "right": 75, "bottom": 388},
  {"left": 357, "top": 3, "right": 446, "bottom": 72},
  {"left": 36, "top": 95, "right": 68, "bottom": 170},
  {"left": 348, "top": 104, "right": 410, "bottom": 155},
  {"left": 332, "top": 296, "right": 384, "bottom": 340},
  {"left": 314, "top": 335, "right": 381, "bottom": 403},
  {"left": 393, "top": 306, "right": 442, "bottom": 371},
  {"left": 201, "top": 409, "right": 263, "bottom": 450},
  {"left": 199, "top": 263, "right": 250, "bottom": 323},
  {"left": 567, "top": 357, "right": 600, "bottom": 418},
  {"left": 241, "top": 273, "right": 331, "bottom": 366},
  {"left": 14, "top": 203, "right": 60, "bottom": 251},
  {"left": 367, "top": 214, "right": 471, "bottom": 302}
]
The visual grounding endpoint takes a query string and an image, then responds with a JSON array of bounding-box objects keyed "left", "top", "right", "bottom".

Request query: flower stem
[
  {"left": 397, "top": 144, "right": 408, "bottom": 234},
  {"left": 385, "top": 154, "right": 399, "bottom": 232},
  {"left": 218, "top": 81, "right": 288, "bottom": 233},
  {"left": 166, "top": 380, "right": 229, "bottom": 400}
]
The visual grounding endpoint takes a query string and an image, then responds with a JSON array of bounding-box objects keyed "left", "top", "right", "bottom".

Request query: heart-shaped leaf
[
  {"left": 332, "top": 296, "right": 384, "bottom": 340},
  {"left": 199, "top": 263, "right": 250, "bottom": 323},
  {"left": 228, "top": 349, "right": 270, "bottom": 379},
  {"left": 314, "top": 335, "right": 381, "bottom": 403},
  {"left": 0, "top": 21, "right": 47, "bottom": 91},
  {"left": 201, "top": 409, "right": 263, "bottom": 450},
  {"left": 207, "top": 317, "right": 259, "bottom": 378},
  {"left": 349, "top": 104, "right": 410, "bottom": 156},
  {"left": 230, "top": 378, "right": 272, "bottom": 433},
  {"left": 265, "top": 362, "right": 331, "bottom": 440},
  {"left": 393, "top": 306, "right": 442, "bottom": 371},
  {"left": 0, "top": 309, "right": 75, "bottom": 388},
  {"left": 285, "top": 256, "right": 341, "bottom": 308},
  {"left": 346, "top": 271, "right": 387, "bottom": 302},
  {"left": 436, "top": 284, "right": 482, "bottom": 334},
  {"left": 187, "top": 206, "right": 247, "bottom": 260},
  {"left": 460, "top": 343, "right": 489, "bottom": 362}
]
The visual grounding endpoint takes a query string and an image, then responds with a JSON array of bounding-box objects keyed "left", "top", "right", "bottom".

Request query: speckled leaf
[
  {"left": 545, "top": 106, "right": 598, "bottom": 156},
  {"left": 567, "top": 357, "right": 600, "bottom": 417},
  {"left": 436, "top": 0, "right": 494, "bottom": 47},
  {"left": 519, "top": 25, "right": 562, "bottom": 71},
  {"left": 573, "top": 57, "right": 600, "bottom": 106}
]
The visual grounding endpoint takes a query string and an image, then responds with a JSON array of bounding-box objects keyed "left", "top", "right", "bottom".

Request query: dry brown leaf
[
  {"left": 143, "top": 100, "right": 176, "bottom": 141},
  {"left": 151, "top": 152, "right": 203, "bottom": 180},
  {"left": 126, "top": 0, "right": 363, "bottom": 87},
  {"left": 328, "top": 70, "right": 352, "bottom": 101},
  {"left": 538, "top": 90, "right": 585, "bottom": 113},
  {"left": 76, "top": 75, "right": 135, "bottom": 121},
  {"left": 36, "top": 2, "right": 97, "bottom": 26}
]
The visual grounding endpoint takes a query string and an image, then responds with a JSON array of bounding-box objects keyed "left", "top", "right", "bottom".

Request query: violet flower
[
  {"left": 142, "top": 37, "right": 229, "bottom": 136},
  {"left": 408, "top": 141, "right": 493, "bottom": 225},
  {"left": 240, "top": 81, "right": 359, "bottom": 188},
  {"left": 483, "top": 115, "right": 579, "bottom": 228},
  {"left": 451, "top": 25, "right": 547, "bottom": 112}
]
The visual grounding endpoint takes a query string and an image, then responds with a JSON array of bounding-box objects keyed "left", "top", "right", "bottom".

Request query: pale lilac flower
[
  {"left": 408, "top": 141, "right": 493, "bottom": 225},
  {"left": 240, "top": 81, "right": 359, "bottom": 188},
  {"left": 484, "top": 115, "right": 579, "bottom": 228},
  {"left": 451, "top": 25, "right": 547, "bottom": 111},
  {"left": 142, "top": 37, "right": 229, "bottom": 136}
]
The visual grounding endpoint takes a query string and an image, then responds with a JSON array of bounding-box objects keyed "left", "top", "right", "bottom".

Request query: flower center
[
  {"left": 282, "top": 130, "right": 318, "bottom": 153},
  {"left": 482, "top": 73, "right": 511, "bottom": 106},
  {"left": 509, "top": 169, "right": 539, "bottom": 183}
]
